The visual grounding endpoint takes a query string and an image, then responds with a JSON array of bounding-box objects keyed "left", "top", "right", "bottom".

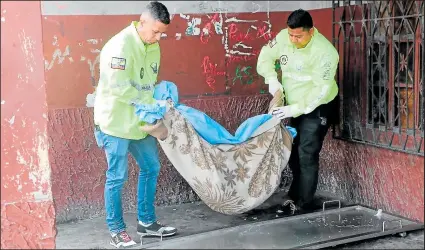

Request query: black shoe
[
  {"left": 110, "top": 231, "right": 137, "bottom": 248},
  {"left": 137, "top": 221, "right": 177, "bottom": 237}
]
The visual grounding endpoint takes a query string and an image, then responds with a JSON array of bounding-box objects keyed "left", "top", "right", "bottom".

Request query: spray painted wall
[
  {"left": 40, "top": 0, "right": 423, "bottom": 224},
  {"left": 41, "top": 1, "right": 333, "bottom": 108},
  {"left": 1, "top": 1, "right": 56, "bottom": 248},
  {"left": 40, "top": 1, "right": 336, "bottom": 223}
]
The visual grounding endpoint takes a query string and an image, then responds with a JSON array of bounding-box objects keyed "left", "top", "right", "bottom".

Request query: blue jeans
[{"left": 94, "top": 127, "right": 161, "bottom": 234}]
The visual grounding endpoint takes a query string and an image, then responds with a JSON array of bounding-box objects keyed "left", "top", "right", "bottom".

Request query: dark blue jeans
[{"left": 94, "top": 127, "right": 160, "bottom": 234}]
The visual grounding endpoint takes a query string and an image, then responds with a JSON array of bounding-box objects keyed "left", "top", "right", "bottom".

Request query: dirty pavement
[{"left": 56, "top": 190, "right": 424, "bottom": 249}]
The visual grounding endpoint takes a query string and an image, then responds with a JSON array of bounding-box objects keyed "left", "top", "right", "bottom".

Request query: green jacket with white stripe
[
  {"left": 94, "top": 21, "right": 160, "bottom": 140},
  {"left": 257, "top": 28, "right": 339, "bottom": 117}
]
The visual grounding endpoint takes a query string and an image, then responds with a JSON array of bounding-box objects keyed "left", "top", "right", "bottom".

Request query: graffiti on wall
[
  {"left": 192, "top": 12, "right": 276, "bottom": 91},
  {"left": 42, "top": 8, "right": 282, "bottom": 107},
  {"left": 44, "top": 36, "right": 102, "bottom": 87}
]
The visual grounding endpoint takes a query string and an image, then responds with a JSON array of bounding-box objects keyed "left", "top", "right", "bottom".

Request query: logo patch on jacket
[
  {"left": 130, "top": 81, "right": 152, "bottom": 91},
  {"left": 111, "top": 57, "right": 126, "bottom": 70},
  {"left": 150, "top": 62, "right": 158, "bottom": 74},
  {"left": 295, "top": 61, "right": 303, "bottom": 71},
  {"left": 280, "top": 55, "right": 288, "bottom": 65},
  {"left": 269, "top": 37, "right": 277, "bottom": 48},
  {"left": 140, "top": 67, "right": 144, "bottom": 79}
]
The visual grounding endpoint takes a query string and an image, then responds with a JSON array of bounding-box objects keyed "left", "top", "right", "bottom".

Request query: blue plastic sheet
[
  {"left": 134, "top": 102, "right": 167, "bottom": 124},
  {"left": 135, "top": 81, "right": 297, "bottom": 145}
]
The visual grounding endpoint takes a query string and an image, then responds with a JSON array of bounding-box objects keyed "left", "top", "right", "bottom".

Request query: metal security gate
[
  {"left": 140, "top": 203, "right": 424, "bottom": 249},
  {"left": 331, "top": 0, "right": 424, "bottom": 155}
]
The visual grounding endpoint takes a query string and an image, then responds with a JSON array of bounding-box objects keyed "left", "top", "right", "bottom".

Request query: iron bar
[{"left": 331, "top": 0, "right": 424, "bottom": 155}]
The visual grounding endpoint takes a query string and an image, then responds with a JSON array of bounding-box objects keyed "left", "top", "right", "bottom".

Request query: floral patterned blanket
[{"left": 157, "top": 107, "right": 293, "bottom": 215}]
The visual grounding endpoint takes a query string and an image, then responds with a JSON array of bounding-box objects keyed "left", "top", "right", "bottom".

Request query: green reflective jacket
[
  {"left": 257, "top": 28, "right": 339, "bottom": 117},
  {"left": 94, "top": 21, "right": 161, "bottom": 140}
]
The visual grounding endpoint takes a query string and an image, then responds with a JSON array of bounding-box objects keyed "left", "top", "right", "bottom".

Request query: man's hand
[
  {"left": 166, "top": 98, "right": 174, "bottom": 107},
  {"left": 157, "top": 100, "right": 172, "bottom": 112},
  {"left": 267, "top": 78, "right": 283, "bottom": 96},
  {"left": 272, "top": 105, "right": 297, "bottom": 120}
]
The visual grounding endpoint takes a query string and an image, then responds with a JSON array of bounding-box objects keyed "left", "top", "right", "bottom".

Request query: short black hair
[
  {"left": 146, "top": 1, "right": 170, "bottom": 25},
  {"left": 287, "top": 9, "right": 313, "bottom": 30}
]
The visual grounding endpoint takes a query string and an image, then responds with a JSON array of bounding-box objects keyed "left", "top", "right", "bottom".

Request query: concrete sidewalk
[{"left": 56, "top": 190, "right": 424, "bottom": 249}]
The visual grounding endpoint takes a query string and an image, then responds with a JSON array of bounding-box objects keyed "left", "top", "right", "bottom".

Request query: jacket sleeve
[
  {"left": 256, "top": 31, "right": 283, "bottom": 84},
  {"left": 99, "top": 46, "right": 155, "bottom": 105},
  {"left": 291, "top": 51, "right": 339, "bottom": 117}
]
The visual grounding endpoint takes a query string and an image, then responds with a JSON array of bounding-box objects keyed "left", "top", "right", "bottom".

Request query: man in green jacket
[
  {"left": 257, "top": 9, "right": 339, "bottom": 214},
  {"left": 93, "top": 2, "right": 176, "bottom": 248}
]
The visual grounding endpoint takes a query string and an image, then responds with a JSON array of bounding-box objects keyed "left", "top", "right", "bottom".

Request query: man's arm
[
  {"left": 100, "top": 47, "right": 156, "bottom": 106},
  {"left": 290, "top": 52, "right": 339, "bottom": 117},
  {"left": 272, "top": 51, "right": 338, "bottom": 119},
  {"left": 257, "top": 32, "right": 283, "bottom": 95},
  {"left": 99, "top": 47, "right": 136, "bottom": 103},
  {"left": 300, "top": 52, "right": 338, "bottom": 115}
]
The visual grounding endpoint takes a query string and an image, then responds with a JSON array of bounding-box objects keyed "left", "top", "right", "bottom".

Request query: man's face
[
  {"left": 138, "top": 15, "right": 168, "bottom": 44},
  {"left": 288, "top": 27, "right": 314, "bottom": 49}
]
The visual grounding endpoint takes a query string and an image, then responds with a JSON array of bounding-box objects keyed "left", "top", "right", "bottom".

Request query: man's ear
[
  {"left": 139, "top": 14, "right": 146, "bottom": 25},
  {"left": 309, "top": 27, "right": 314, "bottom": 36}
]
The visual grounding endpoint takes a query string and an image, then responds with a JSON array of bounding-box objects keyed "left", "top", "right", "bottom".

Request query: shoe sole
[
  {"left": 109, "top": 241, "right": 137, "bottom": 249},
  {"left": 137, "top": 231, "right": 177, "bottom": 237}
]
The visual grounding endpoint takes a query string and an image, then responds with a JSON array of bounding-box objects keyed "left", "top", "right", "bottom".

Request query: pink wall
[{"left": 1, "top": 1, "right": 56, "bottom": 248}]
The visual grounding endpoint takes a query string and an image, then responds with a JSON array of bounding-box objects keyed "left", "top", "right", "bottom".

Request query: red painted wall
[
  {"left": 42, "top": 9, "right": 333, "bottom": 222},
  {"left": 40, "top": 7, "right": 424, "bottom": 224},
  {"left": 1, "top": 1, "right": 56, "bottom": 248},
  {"left": 320, "top": 136, "right": 424, "bottom": 222}
]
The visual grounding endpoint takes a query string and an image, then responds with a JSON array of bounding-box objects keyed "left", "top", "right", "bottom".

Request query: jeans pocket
[{"left": 94, "top": 129, "right": 104, "bottom": 148}]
